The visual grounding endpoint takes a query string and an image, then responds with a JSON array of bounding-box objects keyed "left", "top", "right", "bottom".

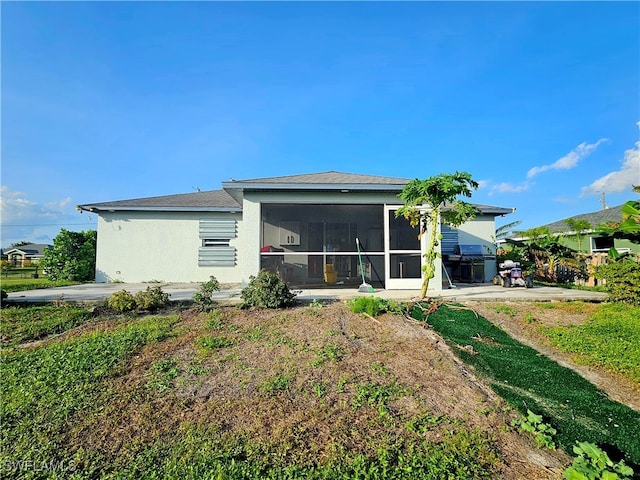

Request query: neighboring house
[
  {"left": 534, "top": 204, "right": 639, "bottom": 254},
  {"left": 77, "top": 171, "right": 513, "bottom": 291},
  {"left": 2, "top": 244, "right": 52, "bottom": 267}
]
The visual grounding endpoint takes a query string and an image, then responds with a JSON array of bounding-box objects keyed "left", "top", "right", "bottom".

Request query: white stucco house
[{"left": 77, "top": 171, "right": 513, "bottom": 291}]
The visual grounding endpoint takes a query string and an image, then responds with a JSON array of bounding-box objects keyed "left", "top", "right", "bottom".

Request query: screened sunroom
[{"left": 259, "top": 203, "right": 423, "bottom": 289}]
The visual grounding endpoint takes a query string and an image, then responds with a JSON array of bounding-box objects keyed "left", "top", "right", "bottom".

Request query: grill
[{"left": 447, "top": 244, "right": 489, "bottom": 283}]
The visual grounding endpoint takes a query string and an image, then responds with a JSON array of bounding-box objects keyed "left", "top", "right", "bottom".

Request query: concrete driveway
[{"left": 4, "top": 282, "right": 608, "bottom": 305}]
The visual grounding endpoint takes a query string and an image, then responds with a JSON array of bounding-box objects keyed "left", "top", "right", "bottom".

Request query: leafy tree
[
  {"left": 40, "top": 229, "right": 97, "bottom": 281},
  {"left": 396, "top": 171, "right": 479, "bottom": 298},
  {"left": 564, "top": 218, "right": 592, "bottom": 251},
  {"left": 595, "top": 200, "right": 640, "bottom": 245}
]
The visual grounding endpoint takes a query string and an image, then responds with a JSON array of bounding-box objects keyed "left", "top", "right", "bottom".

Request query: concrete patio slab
[{"left": 3, "top": 282, "right": 608, "bottom": 305}]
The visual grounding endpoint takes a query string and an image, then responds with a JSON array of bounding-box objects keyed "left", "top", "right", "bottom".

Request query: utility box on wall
[{"left": 279, "top": 221, "right": 300, "bottom": 246}]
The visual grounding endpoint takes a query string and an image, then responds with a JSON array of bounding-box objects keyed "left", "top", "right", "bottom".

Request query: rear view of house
[{"left": 77, "top": 171, "right": 513, "bottom": 292}]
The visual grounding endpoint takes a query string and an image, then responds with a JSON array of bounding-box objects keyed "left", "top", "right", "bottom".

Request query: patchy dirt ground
[
  {"left": 463, "top": 301, "right": 640, "bottom": 412},
  {"left": 65, "top": 302, "right": 575, "bottom": 479}
]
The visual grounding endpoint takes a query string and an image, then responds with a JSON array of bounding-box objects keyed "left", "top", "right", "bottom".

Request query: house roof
[
  {"left": 540, "top": 204, "right": 625, "bottom": 234},
  {"left": 3, "top": 243, "right": 51, "bottom": 256},
  {"left": 221, "top": 171, "right": 411, "bottom": 202},
  {"left": 77, "top": 189, "right": 242, "bottom": 213},
  {"left": 225, "top": 171, "right": 411, "bottom": 186},
  {"left": 77, "top": 171, "right": 512, "bottom": 216}
]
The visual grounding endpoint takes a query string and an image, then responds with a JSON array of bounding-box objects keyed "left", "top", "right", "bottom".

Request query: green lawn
[
  {"left": 1, "top": 274, "right": 77, "bottom": 293},
  {"left": 0, "top": 306, "right": 506, "bottom": 480},
  {"left": 2, "top": 301, "right": 638, "bottom": 479},
  {"left": 411, "top": 303, "right": 640, "bottom": 468},
  {"left": 540, "top": 303, "right": 640, "bottom": 383},
  {"left": 0, "top": 305, "right": 94, "bottom": 346}
]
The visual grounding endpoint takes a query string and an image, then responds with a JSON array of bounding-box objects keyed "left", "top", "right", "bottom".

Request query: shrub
[
  {"left": 108, "top": 289, "right": 137, "bottom": 313},
  {"left": 107, "top": 286, "right": 169, "bottom": 312},
  {"left": 134, "top": 286, "right": 169, "bottom": 311},
  {"left": 239, "top": 270, "right": 297, "bottom": 309},
  {"left": 594, "top": 259, "right": 640, "bottom": 305},
  {"left": 193, "top": 276, "right": 220, "bottom": 311},
  {"left": 348, "top": 296, "right": 404, "bottom": 317}
]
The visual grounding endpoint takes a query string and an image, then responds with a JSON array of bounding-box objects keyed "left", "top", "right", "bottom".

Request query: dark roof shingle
[
  {"left": 540, "top": 204, "right": 625, "bottom": 233},
  {"left": 77, "top": 189, "right": 241, "bottom": 212}
]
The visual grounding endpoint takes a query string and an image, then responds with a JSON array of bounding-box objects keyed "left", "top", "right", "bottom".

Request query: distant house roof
[
  {"left": 3, "top": 243, "right": 51, "bottom": 257},
  {"left": 539, "top": 204, "right": 625, "bottom": 234},
  {"left": 77, "top": 171, "right": 512, "bottom": 216}
]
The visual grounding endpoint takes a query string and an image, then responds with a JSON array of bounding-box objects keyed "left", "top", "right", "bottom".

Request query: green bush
[
  {"left": 134, "top": 286, "right": 169, "bottom": 311},
  {"left": 108, "top": 289, "right": 137, "bottom": 312},
  {"left": 594, "top": 259, "right": 640, "bottom": 305},
  {"left": 107, "top": 286, "right": 169, "bottom": 312},
  {"left": 193, "top": 275, "right": 220, "bottom": 311},
  {"left": 348, "top": 296, "right": 404, "bottom": 317},
  {"left": 239, "top": 270, "right": 297, "bottom": 309}
]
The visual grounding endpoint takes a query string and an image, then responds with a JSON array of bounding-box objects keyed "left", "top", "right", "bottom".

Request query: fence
[{"left": 530, "top": 250, "right": 612, "bottom": 286}]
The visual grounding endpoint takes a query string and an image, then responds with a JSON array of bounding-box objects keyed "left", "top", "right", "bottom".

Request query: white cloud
[
  {"left": 527, "top": 138, "right": 608, "bottom": 178},
  {"left": 581, "top": 125, "right": 640, "bottom": 195},
  {"left": 487, "top": 181, "right": 530, "bottom": 197},
  {"left": 0, "top": 186, "right": 60, "bottom": 223},
  {"left": 0, "top": 186, "right": 94, "bottom": 248}
]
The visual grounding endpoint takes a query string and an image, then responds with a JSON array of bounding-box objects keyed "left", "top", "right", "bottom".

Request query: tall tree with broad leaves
[
  {"left": 40, "top": 229, "right": 97, "bottom": 281},
  {"left": 396, "top": 172, "right": 479, "bottom": 299},
  {"left": 595, "top": 187, "right": 640, "bottom": 250}
]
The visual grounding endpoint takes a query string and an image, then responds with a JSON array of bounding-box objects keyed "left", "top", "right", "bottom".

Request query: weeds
[
  {"left": 511, "top": 410, "right": 557, "bottom": 450},
  {"left": 492, "top": 304, "right": 518, "bottom": 317},
  {"left": 206, "top": 308, "right": 226, "bottom": 330},
  {"left": 352, "top": 380, "right": 408, "bottom": 418},
  {"left": 262, "top": 373, "right": 291, "bottom": 395},
  {"left": 0, "top": 315, "right": 178, "bottom": 471},
  {"left": 564, "top": 442, "right": 634, "bottom": 479},
  {"left": 348, "top": 296, "right": 404, "bottom": 317},
  {"left": 0, "top": 305, "right": 93, "bottom": 345},
  {"left": 541, "top": 303, "right": 640, "bottom": 382},
  {"left": 148, "top": 358, "right": 181, "bottom": 392},
  {"left": 196, "top": 335, "right": 235, "bottom": 354},
  {"left": 311, "top": 343, "right": 344, "bottom": 367}
]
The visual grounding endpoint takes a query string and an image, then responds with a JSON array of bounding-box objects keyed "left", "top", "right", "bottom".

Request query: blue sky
[{"left": 2, "top": 1, "right": 639, "bottom": 248}]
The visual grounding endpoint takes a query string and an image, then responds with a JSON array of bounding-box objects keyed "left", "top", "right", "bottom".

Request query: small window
[
  {"left": 592, "top": 236, "right": 614, "bottom": 252},
  {"left": 202, "top": 239, "right": 230, "bottom": 247}
]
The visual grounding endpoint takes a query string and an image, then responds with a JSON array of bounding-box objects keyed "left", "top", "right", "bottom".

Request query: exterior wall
[
  {"left": 95, "top": 211, "right": 243, "bottom": 283},
  {"left": 456, "top": 214, "right": 498, "bottom": 282},
  {"left": 238, "top": 196, "right": 261, "bottom": 287},
  {"left": 94, "top": 191, "right": 501, "bottom": 290},
  {"left": 554, "top": 233, "right": 639, "bottom": 254}
]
